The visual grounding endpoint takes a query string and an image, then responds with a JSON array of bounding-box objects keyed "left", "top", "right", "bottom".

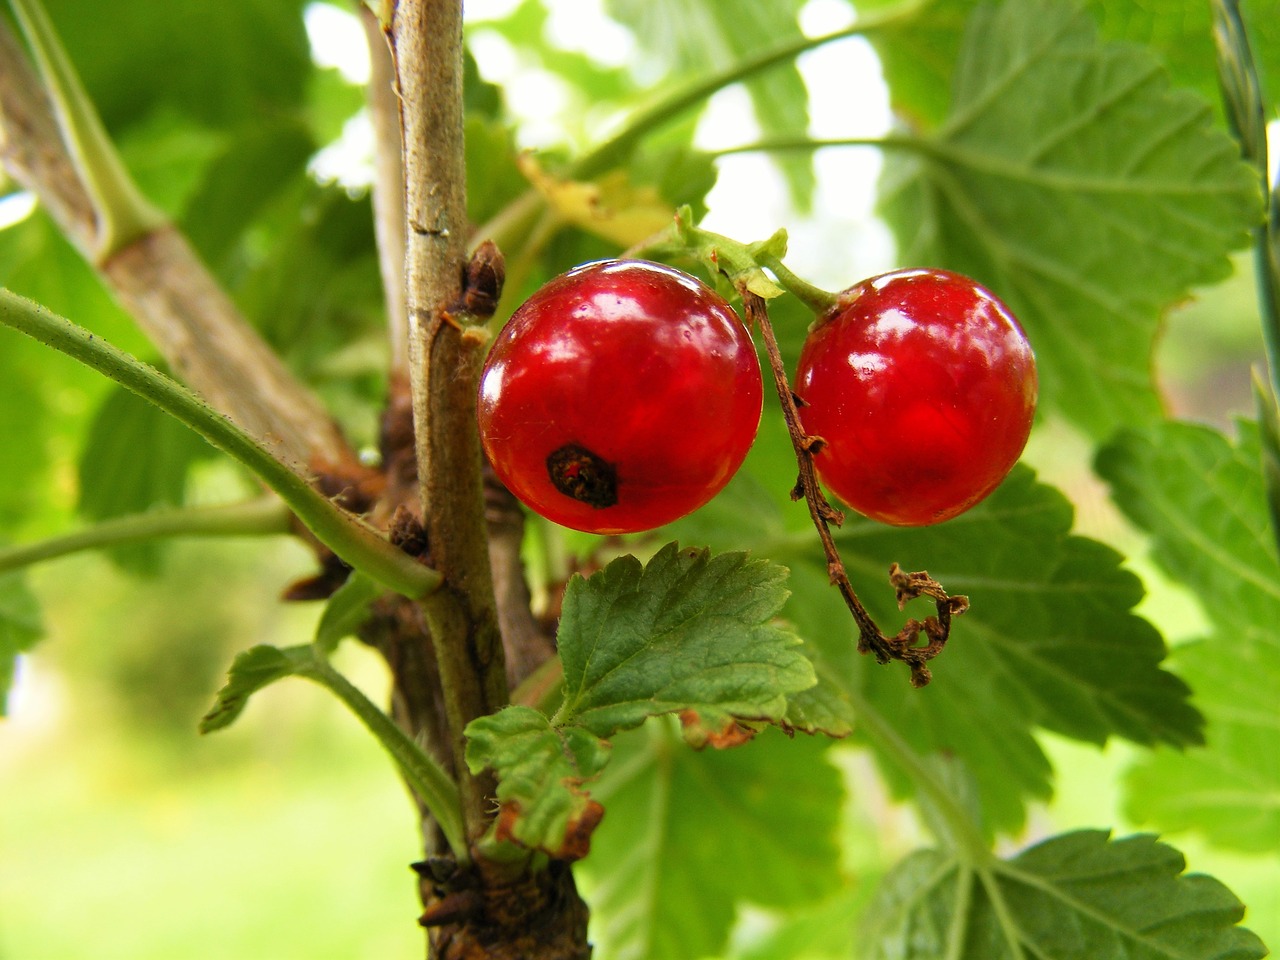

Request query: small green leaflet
[
  {"left": 464, "top": 543, "right": 818, "bottom": 859},
  {"left": 202, "top": 570, "right": 384, "bottom": 729},
  {"left": 879, "top": 0, "right": 1260, "bottom": 439},
  {"left": 862, "top": 830, "right": 1267, "bottom": 959},
  {"left": 555, "top": 543, "right": 815, "bottom": 740},
  {"left": 0, "top": 570, "right": 43, "bottom": 716},
  {"left": 1098, "top": 420, "right": 1280, "bottom": 851},
  {"left": 463, "top": 706, "right": 610, "bottom": 861},
  {"left": 198, "top": 644, "right": 297, "bottom": 733}
]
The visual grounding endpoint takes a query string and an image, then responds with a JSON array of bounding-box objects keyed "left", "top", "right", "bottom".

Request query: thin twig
[
  {"left": 389, "top": 0, "right": 510, "bottom": 843},
  {"left": 740, "top": 289, "right": 968, "bottom": 687},
  {"left": 359, "top": 3, "right": 409, "bottom": 372}
]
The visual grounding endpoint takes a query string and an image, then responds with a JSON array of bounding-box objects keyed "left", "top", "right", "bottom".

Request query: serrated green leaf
[
  {"left": 671, "top": 411, "right": 1201, "bottom": 832},
  {"left": 822, "top": 467, "right": 1201, "bottom": 832},
  {"left": 464, "top": 705, "right": 611, "bottom": 860},
  {"left": 555, "top": 543, "right": 816, "bottom": 743},
  {"left": 1124, "top": 638, "right": 1280, "bottom": 852},
  {"left": 584, "top": 724, "right": 844, "bottom": 960},
  {"left": 779, "top": 661, "right": 855, "bottom": 738},
  {"left": 197, "top": 644, "right": 295, "bottom": 733},
  {"left": 1097, "top": 420, "right": 1280, "bottom": 851},
  {"left": 462, "top": 544, "right": 822, "bottom": 858},
  {"left": 313, "top": 571, "right": 381, "bottom": 656},
  {"left": 868, "top": 0, "right": 1280, "bottom": 131},
  {"left": 863, "top": 830, "right": 1267, "bottom": 959},
  {"left": 1097, "top": 420, "right": 1280, "bottom": 639},
  {"left": 880, "top": 0, "right": 1260, "bottom": 438},
  {"left": 0, "top": 569, "right": 43, "bottom": 715}
]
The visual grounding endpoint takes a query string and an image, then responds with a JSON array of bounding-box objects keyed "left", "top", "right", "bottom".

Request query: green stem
[
  {"left": 709, "top": 134, "right": 929, "bottom": 159},
  {"left": 572, "top": 0, "right": 930, "bottom": 180},
  {"left": 8, "top": 0, "right": 166, "bottom": 260},
  {"left": 0, "top": 498, "right": 291, "bottom": 574},
  {"left": 755, "top": 251, "right": 838, "bottom": 315},
  {"left": 845, "top": 683, "right": 991, "bottom": 865},
  {"left": 1211, "top": 0, "right": 1280, "bottom": 397},
  {"left": 298, "top": 651, "right": 468, "bottom": 862},
  {"left": 0, "top": 288, "right": 440, "bottom": 599},
  {"left": 467, "top": 0, "right": 930, "bottom": 265}
]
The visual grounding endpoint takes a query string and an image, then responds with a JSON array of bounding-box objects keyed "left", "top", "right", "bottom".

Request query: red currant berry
[
  {"left": 477, "top": 259, "right": 763, "bottom": 534},
  {"left": 794, "top": 268, "right": 1037, "bottom": 526}
]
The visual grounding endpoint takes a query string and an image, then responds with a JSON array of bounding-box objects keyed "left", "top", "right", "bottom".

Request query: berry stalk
[{"left": 739, "top": 287, "right": 968, "bottom": 687}]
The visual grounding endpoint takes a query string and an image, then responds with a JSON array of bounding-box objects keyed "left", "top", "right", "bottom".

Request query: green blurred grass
[{"left": 1, "top": 541, "right": 426, "bottom": 960}]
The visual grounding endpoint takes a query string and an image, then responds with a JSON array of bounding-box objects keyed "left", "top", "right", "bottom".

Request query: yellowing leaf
[{"left": 519, "top": 153, "right": 674, "bottom": 247}]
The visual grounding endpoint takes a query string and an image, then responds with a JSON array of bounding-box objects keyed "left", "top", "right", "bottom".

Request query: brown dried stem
[{"left": 740, "top": 288, "right": 968, "bottom": 687}]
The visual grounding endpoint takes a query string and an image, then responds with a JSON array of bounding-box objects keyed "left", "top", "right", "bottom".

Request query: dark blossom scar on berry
[{"left": 546, "top": 443, "right": 618, "bottom": 508}]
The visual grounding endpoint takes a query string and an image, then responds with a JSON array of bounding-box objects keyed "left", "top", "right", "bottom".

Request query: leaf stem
[
  {"left": 468, "top": 0, "right": 930, "bottom": 264},
  {"left": 943, "top": 865, "right": 975, "bottom": 960},
  {"left": 0, "top": 498, "right": 292, "bottom": 574},
  {"left": 572, "top": 0, "right": 930, "bottom": 180},
  {"left": 0, "top": 288, "right": 440, "bottom": 599},
  {"left": 708, "top": 134, "right": 930, "bottom": 160},
  {"left": 740, "top": 289, "right": 968, "bottom": 686},
  {"left": 7, "top": 0, "right": 166, "bottom": 260},
  {"left": 297, "top": 650, "right": 469, "bottom": 863},
  {"left": 755, "top": 251, "right": 838, "bottom": 315}
]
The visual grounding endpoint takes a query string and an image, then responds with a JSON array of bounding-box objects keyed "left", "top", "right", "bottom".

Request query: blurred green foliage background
[{"left": 2, "top": 0, "right": 1278, "bottom": 955}]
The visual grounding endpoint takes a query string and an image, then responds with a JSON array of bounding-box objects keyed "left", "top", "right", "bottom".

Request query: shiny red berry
[
  {"left": 477, "top": 259, "right": 763, "bottom": 534},
  {"left": 794, "top": 268, "right": 1037, "bottom": 526}
]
